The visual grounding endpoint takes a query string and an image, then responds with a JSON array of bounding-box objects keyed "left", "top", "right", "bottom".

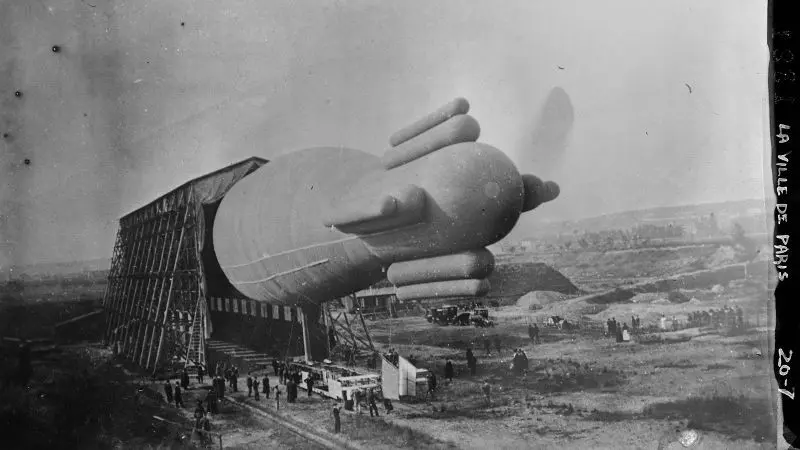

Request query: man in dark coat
[
  {"left": 232, "top": 366, "right": 240, "bottom": 392},
  {"left": 197, "top": 365, "right": 205, "bottom": 384},
  {"left": 263, "top": 375, "right": 270, "bottom": 398},
  {"left": 164, "top": 379, "right": 174, "bottom": 404},
  {"left": 306, "top": 376, "right": 314, "bottom": 397},
  {"left": 206, "top": 388, "right": 218, "bottom": 415},
  {"left": 246, "top": 374, "right": 253, "bottom": 397},
  {"left": 383, "top": 397, "right": 394, "bottom": 414},
  {"left": 444, "top": 359, "right": 454, "bottom": 382},
  {"left": 181, "top": 368, "right": 190, "bottom": 390},
  {"left": 332, "top": 406, "right": 341, "bottom": 433},
  {"left": 272, "top": 359, "right": 279, "bottom": 376},
  {"left": 367, "top": 389, "right": 379, "bottom": 417},
  {"left": 253, "top": 378, "right": 260, "bottom": 400},
  {"left": 194, "top": 400, "right": 206, "bottom": 421},
  {"left": 174, "top": 382, "right": 184, "bottom": 407},
  {"left": 224, "top": 368, "right": 233, "bottom": 389},
  {"left": 427, "top": 372, "right": 437, "bottom": 401},
  {"left": 287, "top": 379, "right": 296, "bottom": 403},
  {"left": 216, "top": 376, "right": 226, "bottom": 399}
]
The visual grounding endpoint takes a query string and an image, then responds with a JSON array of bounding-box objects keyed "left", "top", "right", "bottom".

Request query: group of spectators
[{"left": 687, "top": 306, "right": 745, "bottom": 329}]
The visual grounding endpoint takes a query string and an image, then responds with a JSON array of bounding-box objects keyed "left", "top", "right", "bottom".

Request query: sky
[{"left": 0, "top": 0, "right": 770, "bottom": 266}]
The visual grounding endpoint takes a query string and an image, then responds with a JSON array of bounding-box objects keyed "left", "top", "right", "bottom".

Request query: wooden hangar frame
[
  {"left": 101, "top": 156, "right": 395, "bottom": 375},
  {"left": 102, "top": 157, "right": 267, "bottom": 376}
]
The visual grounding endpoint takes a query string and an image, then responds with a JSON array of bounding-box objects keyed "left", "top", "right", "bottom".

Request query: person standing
[
  {"left": 306, "top": 376, "right": 314, "bottom": 397},
  {"left": 332, "top": 406, "right": 341, "bottom": 433},
  {"left": 468, "top": 353, "right": 477, "bottom": 376},
  {"left": 272, "top": 359, "right": 279, "bottom": 376},
  {"left": 353, "top": 389, "right": 362, "bottom": 414},
  {"left": 427, "top": 372, "right": 437, "bottom": 401},
  {"left": 197, "top": 365, "right": 205, "bottom": 384},
  {"left": 483, "top": 337, "right": 491, "bottom": 355},
  {"left": 163, "top": 379, "right": 174, "bottom": 404},
  {"left": 253, "top": 378, "right": 260, "bottom": 400},
  {"left": 232, "top": 366, "right": 240, "bottom": 392},
  {"left": 174, "top": 382, "right": 184, "bottom": 408},
  {"left": 286, "top": 377, "right": 297, "bottom": 403},
  {"left": 246, "top": 373, "right": 253, "bottom": 397},
  {"left": 482, "top": 380, "right": 491, "bottom": 406},
  {"left": 181, "top": 368, "right": 190, "bottom": 390},
  {"left": 278, "top": 364, "right": 285, "bottom": 385},
  {"left": 367, "top": 389, "right": 379, "bottom": 417},
  {"left": 383, "top": 396, "right": 394, "bottom": 414},
  {"left": 263, "top": 375, "right": 270, "bottom": 398},
  {"left": 225, "top": 367, "right": 233, "bottom": 389},
  {"left": 444, "top": 359, "right": 454, "bottom": 382},
  {"left": 274, "top": 385, "right": 281, "bottom": 410},
  {"left": 194, "top": 400, "right": 206, "bottom": 422},
  {"left": 206, "top": 388, "right": 218, "bottom": 415},
  {"left": 195, "top": 412, "right": 211, "bottom": 446},
  {"left": 216, "top": 376, "right": 226, "bottom": 399}
]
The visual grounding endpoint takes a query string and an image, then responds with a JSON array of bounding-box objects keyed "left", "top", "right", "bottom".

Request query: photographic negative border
[{"left": 770, "top": 0, "right": 799, "bottom": 445}]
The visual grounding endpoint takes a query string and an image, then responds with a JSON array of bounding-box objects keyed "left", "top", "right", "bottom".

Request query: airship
[{"left": 213, "top": 98, "right": 560, "bottom": 306}]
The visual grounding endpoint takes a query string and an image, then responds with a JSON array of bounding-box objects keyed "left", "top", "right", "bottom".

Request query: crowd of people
[
  {"left": 149, "top": 337, "right": 543, "bottom": 443},
  {"left": 687, "top": 306, "right": 745, "bottom": 329},
  {"left": 157, "top": 360, "right": 322, "bottom": 440},
  {"left": 343, "top": 387, "right": 392, "bottom": 417},
  {"left": 606, "top": 316, "right": 640, "bottom": 338}
]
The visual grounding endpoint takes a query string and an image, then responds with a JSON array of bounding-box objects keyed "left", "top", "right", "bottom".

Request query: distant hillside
[
  {"left": 486, "top": 262, "right": 581, "bottom": 303},
  {"left": 4, "top": 258, "right": 110, "bottom": 278},
  {"left": 516, "top": 198, "right": 768, "bottom": 239}
]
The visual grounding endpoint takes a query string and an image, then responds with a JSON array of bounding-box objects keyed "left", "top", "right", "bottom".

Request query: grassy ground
[{"left": 364, "top": 279, "right": 775, "bottom": 449}]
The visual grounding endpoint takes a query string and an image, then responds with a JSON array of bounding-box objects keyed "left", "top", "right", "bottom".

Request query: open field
[{"left": 365, "top": 276, "right": 774, "bottom": 449}]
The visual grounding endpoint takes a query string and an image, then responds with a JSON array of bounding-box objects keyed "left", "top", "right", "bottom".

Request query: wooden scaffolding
[
  {"left": 325, "top": 294, "right": 378, "bottom": 366},
  {"left": 102, "top": 157, "right": 266, "bottom": 376},
  {"left": 103, "top": 188, "right": 206, "bottom": 374}
]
